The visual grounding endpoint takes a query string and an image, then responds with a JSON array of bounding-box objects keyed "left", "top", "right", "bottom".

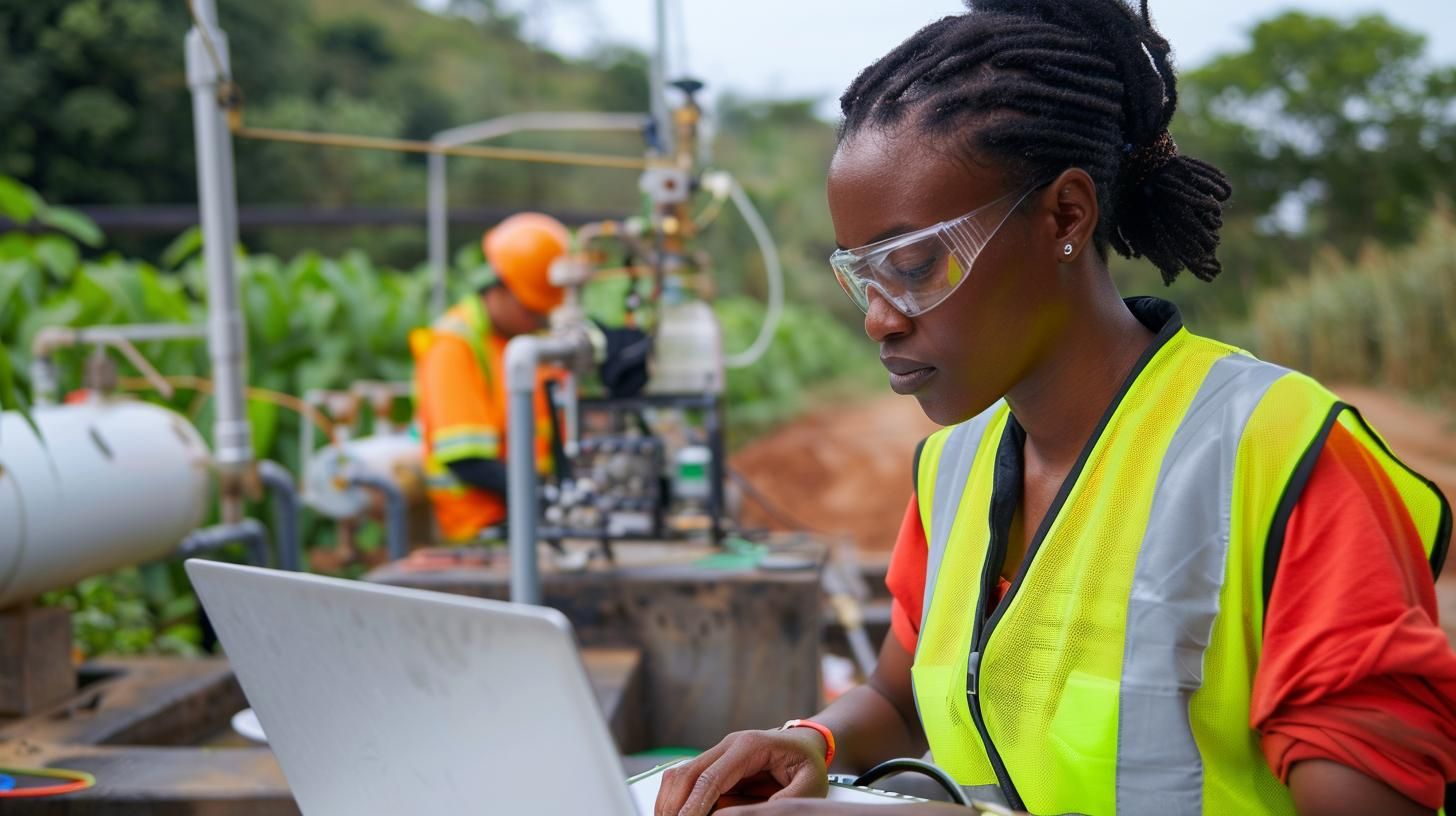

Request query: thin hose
[{"left": 723, "top": 178, "right": 785, "bottom": 369}]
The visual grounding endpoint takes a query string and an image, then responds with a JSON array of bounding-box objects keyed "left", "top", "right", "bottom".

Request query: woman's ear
[{"left": 1042, "top": 167, "right": 1099, "bottom": 264}]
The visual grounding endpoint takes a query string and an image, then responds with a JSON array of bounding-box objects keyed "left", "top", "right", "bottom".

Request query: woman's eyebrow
[{"left": 838, "top": 223, "right": 919, "bottom": 252}]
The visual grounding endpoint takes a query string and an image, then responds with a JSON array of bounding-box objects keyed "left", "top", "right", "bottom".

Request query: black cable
[
  {"left": 852, "top": 758, "right": 970, "bottom": 806},
  {"left": 727, "top": 467, "right": 824, "bottom": 533},
  {"left": 543, "top": 379, "right": 572, "bottom": 481}
]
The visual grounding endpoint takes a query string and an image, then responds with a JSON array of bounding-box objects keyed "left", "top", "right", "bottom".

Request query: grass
[{"left": 1235, "top": 206, "right": 1456, "bottom": 394}]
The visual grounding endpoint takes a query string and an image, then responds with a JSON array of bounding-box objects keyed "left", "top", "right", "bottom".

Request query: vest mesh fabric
[{"left": 913, "top": 328, "right": 1452, "bottom": 814}]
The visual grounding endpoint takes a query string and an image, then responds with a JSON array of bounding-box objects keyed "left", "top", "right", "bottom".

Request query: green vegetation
[
  {"left": 1160, "top": 11, "right": 1456, "bottom": 326},
  {"left": 43, "top": 567, "right": 204, "bottom": 658},
  {"left": 1237, "top": 208, "right": 1456, "bottom": 393}
]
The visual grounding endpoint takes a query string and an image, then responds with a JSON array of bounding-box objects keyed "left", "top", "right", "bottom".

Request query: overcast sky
[{"left": 502, "top": 0, "right": 1456, "bottom": 115}]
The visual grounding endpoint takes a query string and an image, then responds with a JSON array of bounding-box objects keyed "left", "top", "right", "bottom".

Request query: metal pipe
[
  {"left": 505, "top": 333, "right": 592, "bottom": 605},
  {"left": 652, "top": 0, "right": 672, "bottom": 154},
  {"left": 350, "top": 473, "right": 409, "bottom": 563},
  {"left": 31, "top": 324, "right": 207, "bottom": 404},
  {"left": 426, "top": 112, "right": 651, "bottom": 315},
  {"left": 29, "top": 359, "right": 58, "bottom": 406},
  {"left": 432, "top": 112, "right": 651, "bottom": 151},
  {"left": 258, "top": 460, "right": 302, "bottom": 572},
  {"left": 31, "top": 324, "right": 206, "bottom": 357},
  {"left": 177, "top": 519, "right": 269, "bottom": 568},
  {"left": 187, "top": 0, "right": 251, "bottom": 522},
  {"left": 428, "top": 152, "right": 449, "bottom": 315}
]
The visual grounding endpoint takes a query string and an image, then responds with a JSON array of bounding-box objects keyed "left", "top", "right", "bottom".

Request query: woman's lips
[{"left": 881, "top": 356, "right": 937, "bottom": 395}]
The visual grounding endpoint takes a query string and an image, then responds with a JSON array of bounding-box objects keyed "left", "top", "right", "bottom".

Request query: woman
[{"left": 655, "top": 1, "right": 1456, "bottom": 815}]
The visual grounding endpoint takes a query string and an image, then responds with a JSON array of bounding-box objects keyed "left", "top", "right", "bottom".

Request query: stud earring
[{"left": 1063, "top": 243, "right": 1074, "bottom": 256}]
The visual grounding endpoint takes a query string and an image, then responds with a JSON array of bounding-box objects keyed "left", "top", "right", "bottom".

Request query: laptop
[{"left": 186, "top": 560, "right": 923, "bottom": 814}]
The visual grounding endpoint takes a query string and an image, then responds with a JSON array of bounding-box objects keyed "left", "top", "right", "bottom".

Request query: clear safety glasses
[{"left": 829, "top": 183, "right": 1042, "bottom": 316}]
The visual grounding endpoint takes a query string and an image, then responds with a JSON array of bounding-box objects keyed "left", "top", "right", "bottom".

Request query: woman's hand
[{"left": 654, "top": 728, "right": 831, "bottom": 816}]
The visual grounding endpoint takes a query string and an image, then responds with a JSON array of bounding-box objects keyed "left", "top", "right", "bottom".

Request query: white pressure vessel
[
  {"left": 0, "top": 401, "right": 212, "bottom": 607},
  {"left": 303, "top": 433, "right": 423, "bottom": 519},
  {"left": 647, "top": 300, "right": 725, "bottom": 395}
]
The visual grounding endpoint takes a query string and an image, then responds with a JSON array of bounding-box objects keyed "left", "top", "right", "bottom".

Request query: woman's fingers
[
  {"left": 654, "top": 728, "right": 832, "bottom": 816},
  {"left": 675, "top": 740, "right": 762, "bottom": 816},
  {"left": 767, "top": 759, "right": 830, "bottom": 801},
  {"left": 654, "top": 739, "right": 732, "bottom": 816}
]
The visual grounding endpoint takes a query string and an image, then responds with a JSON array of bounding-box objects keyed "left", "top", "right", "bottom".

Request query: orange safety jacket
[{"left": 411, "top": 295, "right": 559, "bottom": 542}]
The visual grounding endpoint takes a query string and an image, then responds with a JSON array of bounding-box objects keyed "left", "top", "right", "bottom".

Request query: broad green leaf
[
  {"left": 0, "top": 344, "right": 39, "bottom": 442},
  {"left": 36, "top": 205, "right": 103, "bottom": 248},
  {"left": 160, "top": 226, "right": 203, "bottom": 269},
  {"left": 32, "top": 235, "right": 80, "bottom": 281},
  {"left": 0, "top": 232, "right": 33, "bottom": 261},
  {"left": 0, "top": 176, "right": 37, "bottom": 224},
  {"left": 18, "top": 299, "right": 83, "bottom": 351},
  {"left": 0, "top": 259, "right": 35, "bottom": 332},
  {"left": 247, "top": 397, "right": 279, "bottom": 461},
  {"left": 138, "top": 266, "right": 191, "bottom": 322},
  {"left": 0, "top": 339, "right": 19, "bottom": 410},
  {"left": 140, "top": 562, "right": 174, "bottom": 607}
]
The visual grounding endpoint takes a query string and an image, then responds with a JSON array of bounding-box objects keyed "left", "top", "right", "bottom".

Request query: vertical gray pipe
[
  {"left": 350, "top": 473, "right": 410, "bottom": 563},
  {"left": 506, "top": 337, "right": 543, "bottom": 606},
  {"left": 257, "top": 460, "right": 301, "bottom": 572},
  {"left": 427, "top": 152, "right": 448, "bottom": 316},
  {"left": 186, "top": 0, "right": 251, "bottom": 517},
  {"left": 651, "top": 0, "right": 672, "bottom": 154},
  {"left": 505, "top": 334, "right": 589, "bottom": 605}
]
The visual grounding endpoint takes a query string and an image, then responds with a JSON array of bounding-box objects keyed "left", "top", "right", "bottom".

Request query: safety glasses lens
[{"left": 832, "top": 263, "right": 870, "bottom": 313}]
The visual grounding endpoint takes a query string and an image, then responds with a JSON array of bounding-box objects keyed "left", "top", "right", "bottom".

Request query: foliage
[
  {"left": 42, "top": 565, "right": 203, "bottom": 658},
  {"left": 1171, "top": 11, "right": 1456, "bottom": 324},
  {"left": 0, "top": 0, "right": 652, "bottom": 265},
  {"left": 1235, "top": 206, "right": 1456, "bottom": 393},
  {"left": 0, "top": 177, "right": 105, "bottom": 432},
  {"left": 716, "top": 296, "right": 877, "bottom": 439}
]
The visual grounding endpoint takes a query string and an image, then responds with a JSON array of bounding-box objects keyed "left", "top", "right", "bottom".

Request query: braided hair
[{"left": 838, "top": 0, "right": 1232, "bottom": 284}]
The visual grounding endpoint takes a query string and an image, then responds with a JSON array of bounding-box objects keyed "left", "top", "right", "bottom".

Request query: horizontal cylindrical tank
[
  {"left": 304, "top": 433, "right": 423, "bottom": 519},
  {"left": 0, "top": 402, "right": 212, "bottom": 607}
]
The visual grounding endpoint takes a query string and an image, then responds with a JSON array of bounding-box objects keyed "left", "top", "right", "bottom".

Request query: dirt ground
[
  {"left": 732, "top": 393, "right": 938, "bottom": 552},
  {"left": 731, "top": 384, "right": 1456, "bottom": 639}
]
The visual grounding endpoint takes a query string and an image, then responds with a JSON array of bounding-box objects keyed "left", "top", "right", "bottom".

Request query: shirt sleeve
[
  {"left": 886, "top": 494, "right": 930, "bottom": 654},
  {"left": 1252, "top": 420, "right": 1456, "bottom": 809},
  {"left": 419, "top": 335, "right": 502, "bottom": 463}
]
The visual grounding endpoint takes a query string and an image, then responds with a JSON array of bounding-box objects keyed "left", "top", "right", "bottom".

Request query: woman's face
[{"left": 827, "top": 126, "right": 1070, "bottom": 425}]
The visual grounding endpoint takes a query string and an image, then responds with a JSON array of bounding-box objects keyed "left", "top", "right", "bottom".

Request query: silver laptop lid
[{"left": 186, "top": 559, "right": 637, "bottom": 816}]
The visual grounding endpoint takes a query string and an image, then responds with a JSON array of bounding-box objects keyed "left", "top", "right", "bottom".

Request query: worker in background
[
  {"left": 657, "top": 1, "right": 1456, "bottom": 815},
  {"left": 412, "top": 213, "right": 566, "bottom": 543}
]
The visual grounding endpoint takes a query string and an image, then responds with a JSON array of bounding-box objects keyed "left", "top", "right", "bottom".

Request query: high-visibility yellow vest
[
  {"left": 911, "top": 298, "right": 1449, "bottom": 815},
  {"left": 412, "top": 296, "right": 556, "bottom": 541}
]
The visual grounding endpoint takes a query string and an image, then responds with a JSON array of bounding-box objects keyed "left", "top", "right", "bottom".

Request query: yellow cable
[
  {"left": 187, "top": 1, "right": 645, "bottom": 172},
  {"left": 231, "top": 125, "right": 649, "bottom": 171},
  {"left": 116, "top": 375, "right": 338, "bottom": 445}
]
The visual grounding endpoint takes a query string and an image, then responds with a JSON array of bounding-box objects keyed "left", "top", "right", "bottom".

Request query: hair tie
[{"left": 1122, "top": 130, "right": 1177, "bottom": 184}]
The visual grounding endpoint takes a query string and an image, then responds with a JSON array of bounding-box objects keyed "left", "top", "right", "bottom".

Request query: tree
[
  {"left": 1176, "top": 12, "right": 1456, "bottom": 260},
  {"left": 0, "top": 0, "right": 312, "bottom": 206}
]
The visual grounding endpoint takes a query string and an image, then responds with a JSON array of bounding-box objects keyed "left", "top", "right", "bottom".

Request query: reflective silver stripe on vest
[
  {"left": 1116, "top": 353, "right": 1289, "bottom": 816},
  {"left": 921, "top": 402, "right": 1005, "bottom": 635}
]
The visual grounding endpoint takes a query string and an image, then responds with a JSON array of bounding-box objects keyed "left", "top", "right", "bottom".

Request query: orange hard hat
[{"left": 483, "top": 213, "right": 570, "bottom": 315}]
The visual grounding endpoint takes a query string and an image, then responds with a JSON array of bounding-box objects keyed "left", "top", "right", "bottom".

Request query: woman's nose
[{"left": 864, "top": 287, "right": 913, "bottom": 343}]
